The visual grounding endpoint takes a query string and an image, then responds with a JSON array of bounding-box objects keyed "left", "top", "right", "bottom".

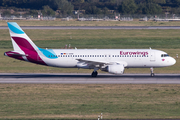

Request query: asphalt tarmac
[
  {"left": 1, "top": 26, "right": 180, "bottom": 29},
  {"left": 0, "top": 73, "right": 180, "bottom": 84}
]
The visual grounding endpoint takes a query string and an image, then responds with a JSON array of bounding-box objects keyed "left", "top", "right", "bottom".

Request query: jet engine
[{"left": 108, "top": 64, "right": 124, "bottom": 74}]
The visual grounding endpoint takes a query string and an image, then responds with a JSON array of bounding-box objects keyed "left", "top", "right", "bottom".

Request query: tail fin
[
  {"left": 6, "top": 22, "right": 47, "bottom": 65},
  {"left": 7, "top": 22, "right": 38, "bottom": 52}
]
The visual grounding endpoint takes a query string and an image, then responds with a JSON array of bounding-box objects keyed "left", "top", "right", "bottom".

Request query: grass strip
[
  {"left": 0, "top": 84, "right": 180, "bottom": 119},
  {"left": 1, "top": 29, "right": 180, "bottom": 49}
]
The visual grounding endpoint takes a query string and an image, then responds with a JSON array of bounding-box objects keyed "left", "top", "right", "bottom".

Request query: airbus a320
[{"left": 4, "top": 22, "right": 176, "bottom": 77}]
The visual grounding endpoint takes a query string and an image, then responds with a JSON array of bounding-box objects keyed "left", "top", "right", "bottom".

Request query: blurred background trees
[{"left": 0, "top": 0, "right": 180, "bottom": 15}]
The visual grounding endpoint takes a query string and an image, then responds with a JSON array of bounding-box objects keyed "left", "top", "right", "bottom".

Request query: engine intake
[{"left": 108, "top": 64, "right": 124, "bottom": 74}]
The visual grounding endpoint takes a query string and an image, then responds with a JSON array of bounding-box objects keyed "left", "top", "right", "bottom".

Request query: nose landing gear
[{"left": 150, "top": 67, "right": 154, "bottom": 77}]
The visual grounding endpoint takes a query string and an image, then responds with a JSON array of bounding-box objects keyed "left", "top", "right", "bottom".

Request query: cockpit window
[{"left": 161, "top": 54, "right": 169, "bottom": 57}]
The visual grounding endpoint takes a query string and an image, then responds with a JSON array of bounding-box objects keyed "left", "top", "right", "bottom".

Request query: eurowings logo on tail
[
  {"left": 8, "top": 22, "right": 25, "bottom": 34},
  {"left": 5, "top": 22, "right": 58, "bottom": 65}
]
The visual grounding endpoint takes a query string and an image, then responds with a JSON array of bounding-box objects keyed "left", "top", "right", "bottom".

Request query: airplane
[{"left": 4, "top": 22, "right": 176, "bottom": 77}]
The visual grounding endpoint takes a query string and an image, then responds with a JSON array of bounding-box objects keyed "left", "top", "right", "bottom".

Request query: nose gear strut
[{"left": 150, "top": 67, "right": 154, "bottom": 77}]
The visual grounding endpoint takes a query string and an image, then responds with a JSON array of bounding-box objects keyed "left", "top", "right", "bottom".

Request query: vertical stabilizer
[
  {"left": 7, "top": 22, "right": 38, "bottom": 51},
  {"left": 6, "top": 22, "right": 47, "bottom": 65}
]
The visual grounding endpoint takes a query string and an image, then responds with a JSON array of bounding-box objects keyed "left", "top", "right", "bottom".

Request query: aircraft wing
[
  {"left": 76, "top": 58, "right": 128, "bottom": 68},
  {"left": 76, "top": 58, "right": 107, "bottom": 66}
]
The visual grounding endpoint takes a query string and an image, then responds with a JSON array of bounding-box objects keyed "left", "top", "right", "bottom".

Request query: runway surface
[
  {"left": 1, "top": 26, "right": 180, "bottom": 29},
  {"left": 0, "top": 73, "right": 180, "bottom": 84}
]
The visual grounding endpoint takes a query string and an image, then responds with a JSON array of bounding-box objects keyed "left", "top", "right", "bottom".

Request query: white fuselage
[{"left": 37, "top": 49, "right": 176, "bottom": 68}]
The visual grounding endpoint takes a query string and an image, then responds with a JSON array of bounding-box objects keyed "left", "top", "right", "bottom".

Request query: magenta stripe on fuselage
[{"left": 12, "top": 37, "right": 47, "bottom": 65}]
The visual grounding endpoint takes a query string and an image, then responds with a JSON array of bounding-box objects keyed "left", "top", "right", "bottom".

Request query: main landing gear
[
  {"left": 91, "top": 68, "right": 98, "bottom": 77},
  {"left": 150, "top": 67, "right": 154, "bottom": 77},
  {"left": 91, "top": 71, "right": 98, "bottom": 77}
]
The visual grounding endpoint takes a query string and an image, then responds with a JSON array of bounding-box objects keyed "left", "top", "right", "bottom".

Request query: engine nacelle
[{"left": 108, "top": 64, "right": 124, "bottom": 74}]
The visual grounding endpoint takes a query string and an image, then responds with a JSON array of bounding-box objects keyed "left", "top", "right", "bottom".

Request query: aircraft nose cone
[
  {"left": 165, "top": 57, "right": 176, "bottom": 66},
  {"left": 171, "top": 58, "right": 176, "bottom": 65}
]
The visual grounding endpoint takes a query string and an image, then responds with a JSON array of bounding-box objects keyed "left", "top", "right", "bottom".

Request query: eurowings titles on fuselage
[{"left": 4, "top": 22, "right": 176, "bottom": 77}]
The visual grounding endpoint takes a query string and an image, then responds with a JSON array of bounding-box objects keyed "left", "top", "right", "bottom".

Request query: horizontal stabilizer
[
  {"left": 8, "top": 53, "right": 27, "bottom": 56},
  {"left": 4, "top": 51, "right": 27, "bottom": 57}
]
